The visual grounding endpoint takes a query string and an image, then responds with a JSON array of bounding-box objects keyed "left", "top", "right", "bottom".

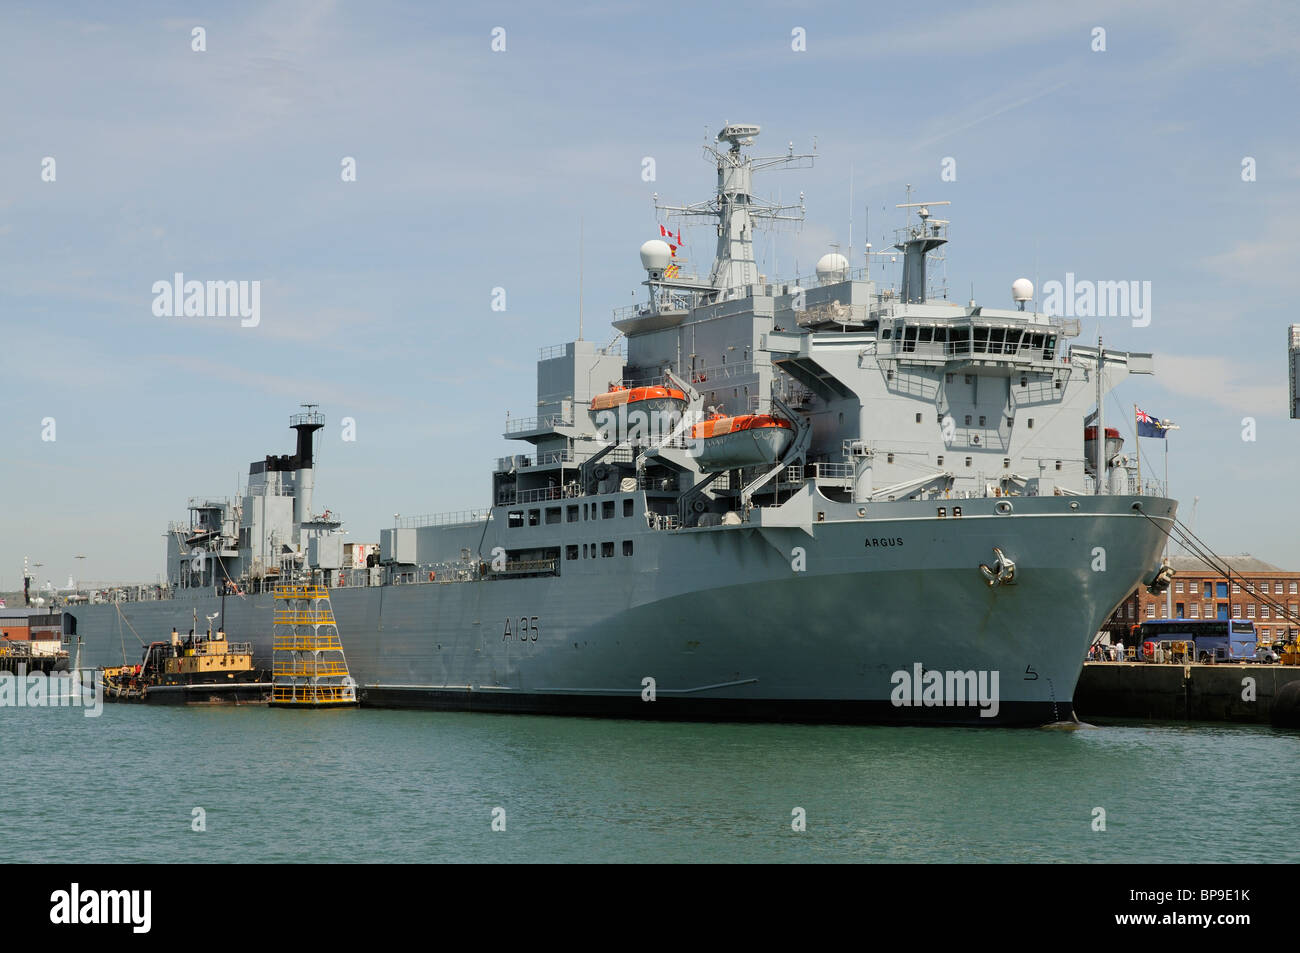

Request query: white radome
[
  {"left": 816, "top": 252, "right": 850, "bottom": 282},
  {"left": 1012, "top": 278, "right": 1034, "bottom": 302},
  {"left": 640, "top": 239, "right": 673, "bottom": 272}
]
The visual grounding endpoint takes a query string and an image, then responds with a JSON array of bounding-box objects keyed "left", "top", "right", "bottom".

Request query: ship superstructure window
[
  {"left": 567, "top": 505, "right": 578, "bottom": 523},
  {"left": 965, "top": 415, "right": 972, "bottom": 426},
  {"left": 545, "top": 507, "right": 561, "bottom": 525},
  {"left": 915, "top": 413, "right": 922, "bottom": 423},
  {"left": 623, "top": 499, "right": 634, "bottom": 517},
  {"left": 528, "top": 509, "right": 539, "bottom": 527},
  {"left": 601, "top": 542, "right": 615, "bottom": 558},
  {"left": 978, "top": 416, "right": 986, "bottom": 427},
  {"left": 937, "top": 455, "right": 944, "bottom": 466},
  {"left": 623, "top": 540, "right": 634, "bottom": 556},
  {"left": 566, "top": 545, "right": 578, "bottom": 561},
  {"left": 508, "top": 511, "right": 523, "bottom": 528},
  {"left": 965, "top": 457, "right": 972, "bottom": 467},
  {"left": 1027, "top": 418, "right": 1034, "bottom": 429},
  {"left": 602, "top": 500, "right": 615, "bottom": 519},
  {"left": 946, "top": 373, "right": 954, "bottom": 383}
]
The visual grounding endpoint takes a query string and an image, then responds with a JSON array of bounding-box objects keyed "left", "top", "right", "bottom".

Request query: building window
[
  {"left": 1233, "top": 604, "right": 1241, "bottom": 618},
  {"left": 1159, "top": 604, "right": 1167, "bottom": 618},
  {"left": 1186, "top": 580, "right": 1198, "bottom": 593},
  {"left": 623, "top": 540, "right": 634, "bottom": 556},
  {"left": 1189, "top": 604, "right": 1199, "bottom": 618},
  {"left": 1175, "top": 581, "right": 1184, "bottom": 594},
  {"left": 1175, "top": 602, "right": 1185, "bottom": 617},
  {"left": 1232, "top": 582, "right": 1240, "bottom": 594},
  {"left": 1290, "top": 581, "right": 1298, "bottom": 595},
  {"left": 567, "top": 505, "right": 579, "bottom": 523},
  {"left": 1262, "top": 605, "right": 1271, "bottom": 619},
  {"left": 1146, "top": 603, "right": 1154, "bottom": 618},
  {"left": 1247, "top": 604, "right": 1256, "bottom": 618},
  {"left": 565, "top": 545, "right": 578, "bottom": 561},
  {"left": 1204, "top": 582, "right": 1212, "bottom": 597},
  {"left": 1216, "top": 582, "right": 1227, "bottom": 599},
  {"left": 601, "top": 541, "right": 614, "bottom": 558},
  {"left": 1276, "top": 582, "right": 1285, "bottom": 595}
]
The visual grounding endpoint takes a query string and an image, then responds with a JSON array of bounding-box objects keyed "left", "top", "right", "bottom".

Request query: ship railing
[
  {"left": 646, "top": 512, "right": 681, "bottom": 531},
  {"left": 516, "top": 485, "right": 566, "bottom": 504},
  {"left": 394, "top": 510, "right": 490, "bottom": 529},
  {"left": 504, "top": 413, "right": 574, "bottom": 434}
]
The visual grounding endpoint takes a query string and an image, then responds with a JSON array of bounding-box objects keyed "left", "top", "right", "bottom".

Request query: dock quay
[{"left": 1075, "top": 662, "right": 1300, "bottom": 724}]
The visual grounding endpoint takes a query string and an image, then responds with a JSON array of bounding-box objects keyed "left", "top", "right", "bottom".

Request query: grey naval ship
[{"left": 67, "top": 123, "right": 1175, "bottom": 725}]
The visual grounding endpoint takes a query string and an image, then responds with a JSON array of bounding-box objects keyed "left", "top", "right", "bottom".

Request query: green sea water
[{"left": 1, "top": 704, "right": 1297, "bottom": 863}]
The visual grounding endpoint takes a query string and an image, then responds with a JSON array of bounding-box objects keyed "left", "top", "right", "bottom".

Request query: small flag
[
  {"left": 1136, "top": 407, "right": 1166, "bottom": 438},
  {"left": 676, "top": 228, "right": 683, "bottom": 245}
]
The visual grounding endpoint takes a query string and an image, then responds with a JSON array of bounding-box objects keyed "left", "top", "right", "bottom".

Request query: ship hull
[{"left": 66, "top": 495, "right": 1174, "bottom": 726}]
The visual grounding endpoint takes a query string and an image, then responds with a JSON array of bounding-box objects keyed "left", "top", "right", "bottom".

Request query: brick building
[{"left": 1103, "top": 555, "right": 1300, "bottom": 646}]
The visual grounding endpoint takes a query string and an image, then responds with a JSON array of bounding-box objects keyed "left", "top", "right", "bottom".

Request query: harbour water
[{"left": 2, "top": 706, "right": 1297, "bottom": 863}]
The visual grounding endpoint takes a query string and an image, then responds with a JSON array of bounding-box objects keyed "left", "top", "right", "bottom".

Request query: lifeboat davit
[
  {"left": 689, "top": 413, "right": 794, "bottom": 471},
  {"left": 588, "top": 384, "right": 688, "bottom": 424}
]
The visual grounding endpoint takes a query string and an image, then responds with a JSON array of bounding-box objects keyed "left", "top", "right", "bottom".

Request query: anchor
[{"left": 979, "top": 547, "right": 1017, "bottom": 587}]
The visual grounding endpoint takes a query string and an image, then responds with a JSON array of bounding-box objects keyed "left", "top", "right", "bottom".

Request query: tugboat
[{"left": 102, "top": 613, "right": 270, "bottom": 705}]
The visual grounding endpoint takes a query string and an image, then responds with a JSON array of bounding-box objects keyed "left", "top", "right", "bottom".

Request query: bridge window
[
  {"left": 508, "top": 511, "right": 523, "bottom": 528},
  {"left": 545, "top": 507, "right": 561, "bottom": 525},
  {"left": 918, "top": 327, "right": 933, "bottom": 343},
  {"left": 567, "top": 505, "right": 579, "bottom": 522},
  {"left": 973, "top": 327, "right": 988, "bottom": 351}
]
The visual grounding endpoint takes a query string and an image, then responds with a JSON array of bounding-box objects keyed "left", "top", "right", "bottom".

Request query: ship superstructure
[{"left": 65, "top": 123, "right": 1176, "bottom": 725}]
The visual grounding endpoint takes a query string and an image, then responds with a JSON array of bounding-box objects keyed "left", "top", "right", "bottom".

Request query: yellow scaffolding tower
[{"left": 269, "top": 584, "right": 358, "bottom": 708}]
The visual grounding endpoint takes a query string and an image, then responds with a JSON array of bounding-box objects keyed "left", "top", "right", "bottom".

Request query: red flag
[
  {"left": 669, "top": 243, "right": 677, "bottom": 257},
  {"left": 659, "top": 225, "right": 669, "bottom": 238},
  {"left": 676, "top": 229, "right": 683, "bottom": 245}
]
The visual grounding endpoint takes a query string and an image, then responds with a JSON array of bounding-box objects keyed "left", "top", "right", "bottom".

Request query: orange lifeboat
[
  {"left": 689, "top": 413, "right": 794, "bottom": 471},
  {"left": 588, "top": 384, "right": 688, "bottom": 440}
]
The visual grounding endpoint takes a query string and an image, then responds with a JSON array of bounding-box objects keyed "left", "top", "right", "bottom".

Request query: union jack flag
[{"left": 1136, "top": 407, "right": 1165, "bottom": 438}]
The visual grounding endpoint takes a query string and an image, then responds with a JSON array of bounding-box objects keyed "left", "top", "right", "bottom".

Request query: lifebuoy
[{"left": 429, "top": 571, "right": 436, "bottom": 581}]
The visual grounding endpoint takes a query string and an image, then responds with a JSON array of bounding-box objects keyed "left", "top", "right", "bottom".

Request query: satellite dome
[
  {"left": 1012, "top": 278, "right": 1034, "bottom": 303},
  {"left": 816, "top": 252, "right": 850, "bottom": 283},
  {"left": 640, "top": 239, "right": 672, "bottom": 273}
]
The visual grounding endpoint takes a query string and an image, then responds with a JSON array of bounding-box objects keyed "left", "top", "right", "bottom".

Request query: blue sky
[{"left": 2, "top": 0, "right": 1298, "bottom": 587}]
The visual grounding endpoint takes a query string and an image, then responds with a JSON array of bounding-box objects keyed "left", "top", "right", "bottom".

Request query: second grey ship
[{"left": 60, "top": 123, "right": 1175, "bottom": 724}]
